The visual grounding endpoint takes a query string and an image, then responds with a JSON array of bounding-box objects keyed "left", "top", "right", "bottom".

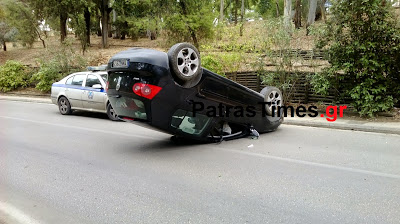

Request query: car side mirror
[{"left": 92, "top": 84, "right": 103, "bottom": 89}]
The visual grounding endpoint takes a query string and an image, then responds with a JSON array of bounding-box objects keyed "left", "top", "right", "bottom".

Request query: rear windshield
[{"left": 108, "top": 71, "right": 153, "bottom": 94}]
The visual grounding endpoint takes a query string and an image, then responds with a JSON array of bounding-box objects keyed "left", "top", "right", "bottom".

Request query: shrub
[
  {"left": 31, "top": 60, "right": 63, "bottom": 92},
  {"left": 201, "top": 52, "right": 245, "bottom": 77},
  {"left": 32, "top": 39, "right": 87, "bottom": 92},
  {"left": 318, "top": 0, "right": 400, "bottom": 117},
  {"left": 202, "top": 55, "right": 224, "bottom": 75},
  {"left": 0, "top": 60, "right": 30, "bottom": 92}
]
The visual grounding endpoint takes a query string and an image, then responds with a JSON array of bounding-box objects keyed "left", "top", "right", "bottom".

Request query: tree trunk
[
  {"left": 234, "top": 0, "right": 239, "bottom": 25},
  {"left": 101, "top": 0, "right": 109, "bottom": 48},
  {"left": 60, "top": 11, "right": 68, "bottom": 42},
  {"left": 219, "top": 0, "right": 224, "bottom": 24},
  {"left": 294, "top": 0, "right": 301, "bottom": 29},
  {"left": 275, "top": 0, "right": 280, "bottom": 17},
  {"left": 107, "top": 7, "right": 112, "bottom": 38},
  {"left": 84, "top": 8, "right": 91, "bottom": 45},
  {"left": 2, "top": 41, "right": 6, "bottom": 51},
  {"left": 284, "top": 0, "right": 292, "bottom": 34},
  {"left": 113, "top": 9, "right": 120, "bottom": 39},
  {"left": 306, "top": 0, "right": 318, "bottom": 35},
  {"left": 240, "top": 0, "right": 244, "bottom": 36},
  {"left": 37, "top": 33, "right": 46, "bottom": 48},
  {"left": 320, "top": 0, "right": 326, "bottom": 21},
  {"left": 179, "top": 1, "right": 198, "bottom": 48}
]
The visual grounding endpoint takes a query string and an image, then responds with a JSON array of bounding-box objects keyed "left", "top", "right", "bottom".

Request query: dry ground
[
  {"left": 0, "top": 35, "right": 166, "bottom": 67},
  {"left": 0, "top": 20, "right": 322, "bottom": 69}
]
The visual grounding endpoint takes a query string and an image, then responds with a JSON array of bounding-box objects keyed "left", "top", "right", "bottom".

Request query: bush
[
  {"left": 0, "top": 60, "right": 31, "bottom": 92},
  {"left": 31, "top": 60, "right": 63, "bottom": 92},
  {"left": 31, "top": 39, "right": 87, "bottom": 92},
  {"left": 201, "top": 52, "right": 245, "bottom": 77},
  {"left": 318, "top": 0, "right": 400, "bottom": 117},
  {"left": 202, "top": 55, "right": 224, "bottom": 76}
]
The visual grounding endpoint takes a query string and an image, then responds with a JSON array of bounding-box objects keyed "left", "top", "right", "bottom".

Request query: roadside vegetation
[{"left": 0, "top": 0, "right": 399, "bottom": 117}]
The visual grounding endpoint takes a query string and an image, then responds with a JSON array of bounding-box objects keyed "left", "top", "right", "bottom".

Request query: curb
[
  {"left": 283, "top": 119, "right": 400, "bottom": 135},
  {"left": 0, "top": 95, "right": 52, "bottom": 104}
]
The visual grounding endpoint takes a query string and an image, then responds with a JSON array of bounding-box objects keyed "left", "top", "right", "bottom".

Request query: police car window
[
  {"left": 71, "top": 75, "right": 85, "bottom": 86},
  {"left": 100, "top": 74, "right": 107, "bottom": 83},
  {"left": 66, "top": 76, "right": 73, "bottom": 85},
  {"left": 85, "top": 75, "right": 102, "bottom": 87}
]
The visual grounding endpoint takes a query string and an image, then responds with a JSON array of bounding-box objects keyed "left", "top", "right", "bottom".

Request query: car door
[
  {"left": 82, "top": 74, "right": 107, "bottom": 111},
  {"left": 65, "top": 74, "right": 86, "bottom": 108}
]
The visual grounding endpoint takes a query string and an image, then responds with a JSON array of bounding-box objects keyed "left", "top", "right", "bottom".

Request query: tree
[
  {"left": 275, "top": 0, "right": 280, "bottom": 17},
  {"left": 0, "top": 22, "right": 17, "bottom": 51},
  {"left": 28, "top": 0, "right": 87, "bottom": 43},
  {"left": 239, "top": 0, "right": 244, "bottom": 36},
  {"left": 294, "top": 0, "right": 301, "bottom": 29},
  {"left": 320, "top": 0, "right": 326, "bottom": 21},
  {"left": 0, "top": 6, "right": 16, "bottom": 51},
  {"left": 220, "top": 0, "right": 224, "bottom": 23},
  {"left": 306, "top": 0, "right": 317, "bottom": 35},
  {"left": 163, "top": 0, "right": 215, "bottom": 48},
  {"left": 100, "top": 0, "right": 110, "bottom": 48},
  {"left": 5, "top": 0, "right": 45, "bottom": 48},
  {"left": 318, "top": 0, "right": 400, "bottom": 117},
  {"left": 283, "top": 0, "right": 292, "bottom": 33},
  {"left": 113, "top": 0, "right": 163, "bottom": 41}
]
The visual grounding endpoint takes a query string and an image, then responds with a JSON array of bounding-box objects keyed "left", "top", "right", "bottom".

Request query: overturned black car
[{"left": 106, "top": 43, "right": 283, "bottom": 142}]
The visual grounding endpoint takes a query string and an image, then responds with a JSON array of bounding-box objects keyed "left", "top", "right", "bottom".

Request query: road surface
[{"left": 0, "top": 100, "right": 399, "bottom": 224}]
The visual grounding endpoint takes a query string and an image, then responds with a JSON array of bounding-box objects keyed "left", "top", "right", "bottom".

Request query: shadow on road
[{"left": 126, "top": 137, "right": 211, "bottom": 153}]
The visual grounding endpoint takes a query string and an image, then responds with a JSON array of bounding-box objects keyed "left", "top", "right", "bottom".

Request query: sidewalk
[
  {"left": 1, "top": 94, "right": 399, "bottom": 135},
  {"left": 284, "top": 116, "right": 400, "bottom": 135}
]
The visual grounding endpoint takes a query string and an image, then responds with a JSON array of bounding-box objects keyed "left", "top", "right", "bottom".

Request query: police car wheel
[
  {"left": 58, "top": 96, "right": 72, "bottom": 115},
  {"left": 107, "top": 103, "right": 119, "bottom": 121}
]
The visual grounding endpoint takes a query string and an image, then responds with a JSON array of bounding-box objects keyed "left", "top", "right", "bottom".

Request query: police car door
[
  {"left": 82, "top": 74, "right": 107, "bottom": 111},
  {"left": 66, "top": 74, "right": 85, "bottom": 108}
]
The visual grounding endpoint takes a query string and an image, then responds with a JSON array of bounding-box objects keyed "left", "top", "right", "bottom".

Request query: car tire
[
  {"left": 260, "top": 86, "right": 283, "bottom": 116},
  {"left": 107, "top": 103, "right": 119, "bottom": 121},
  {"left": 168, "top": 43, "right": 202, "bottom": 88},
  {"left": 58, "top": 96, "right": 72, "bottom": 115}
]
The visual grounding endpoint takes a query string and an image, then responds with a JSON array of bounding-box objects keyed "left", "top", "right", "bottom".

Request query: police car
[{"left": 51, "top": 65, "right": 119, "bottom": 121}]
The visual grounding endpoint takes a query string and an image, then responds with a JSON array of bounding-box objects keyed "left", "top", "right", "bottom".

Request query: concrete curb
[
  {"left": 0, "top": 95, "right": 52, "bottom": 104},
  {"left": 1, "top": 94, "right": 399, "bottom": 135},
  {"left": 283, "top": 119, "right": 400, "bottom": 135}
]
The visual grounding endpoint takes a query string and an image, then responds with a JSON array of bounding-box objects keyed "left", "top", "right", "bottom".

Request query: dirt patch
[{"left": 0, "top": 35, "right": 166, "bottom": 66}]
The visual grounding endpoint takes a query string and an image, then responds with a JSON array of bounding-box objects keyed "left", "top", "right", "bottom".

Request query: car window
[
  {"left": 171, "top": 109, "right": 211, "bottom": 136},
  {"left": 85, "top": 75, "right": 102, "bottom": 88},
  {"left": 100, "top": 74, "right": 107, "bottom": 83},
  {"left": 65, "top": 76, "right": 73, "bottom": 85},
  {"left": 71, "top": 75, "right": 85, "bottom": 86}
]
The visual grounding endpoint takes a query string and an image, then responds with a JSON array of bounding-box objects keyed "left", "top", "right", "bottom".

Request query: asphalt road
[{"left": 0, "top": 100, "right": 399, "bottom": 224}]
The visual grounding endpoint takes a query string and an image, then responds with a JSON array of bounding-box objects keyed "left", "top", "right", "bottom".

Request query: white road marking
[
  {"left": 0, "top": 201, "right": 41, "bottom": 224},
  {"left": 217, "top": 147, "right": 400, "bottom": 180},
  {"left": 1, "top": 115, "right": 400, "bottom": 180}
]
